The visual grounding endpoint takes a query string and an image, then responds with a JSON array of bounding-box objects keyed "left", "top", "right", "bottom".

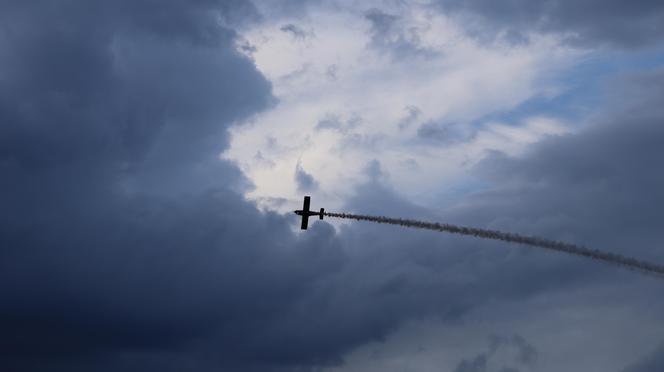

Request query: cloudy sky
[{"left": 1, "top": 1, "right": 664, "bottom": 371}]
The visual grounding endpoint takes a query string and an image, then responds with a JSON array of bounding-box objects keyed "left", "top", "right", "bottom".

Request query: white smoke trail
[{"left": 324, "top": 212, "right": 664, "bottom": 278}]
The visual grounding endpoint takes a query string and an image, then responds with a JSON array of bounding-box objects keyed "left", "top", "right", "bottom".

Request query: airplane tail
[{"left": 319, "top": 208, "right": 324, "bottom": 219}]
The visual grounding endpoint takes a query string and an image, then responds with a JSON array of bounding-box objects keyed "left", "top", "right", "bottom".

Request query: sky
[{"left": 1, "top": 1, "right": 663, "bottom": 371}]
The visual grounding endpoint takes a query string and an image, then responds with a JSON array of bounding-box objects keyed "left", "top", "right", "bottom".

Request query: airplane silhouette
[{"left": 294, "top": 196, "right": 324, "bottom": 230}]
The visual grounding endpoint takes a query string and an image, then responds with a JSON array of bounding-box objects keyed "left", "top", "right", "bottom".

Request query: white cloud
[{"left": 226, "top": 0, "right": 581, "bottom": 213}]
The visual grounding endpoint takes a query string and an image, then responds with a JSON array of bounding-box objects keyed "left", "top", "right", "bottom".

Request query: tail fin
[{"left": 319, "top": 208, "right": 324, "bottom": 219}]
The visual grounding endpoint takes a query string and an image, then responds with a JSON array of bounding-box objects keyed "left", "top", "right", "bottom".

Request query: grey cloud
[
  {"left": 401, "top": 157, "right": 420, "bottom": 171},
  {"left": 316, "top": 113, "right": 343, "bottom": 131},
  {"left": 469, "top": 69, "right": 664, "bottom": 255},
  {"left": 252, "top": 0, "right": 315, "bottom": 19},
  {"left": 436, "top": 0, "right": 664, "bottom": 47},
  {"left": 416, "top": 121, "right": 466, "bottom": 145},
  {"left": 338, "top": 132, "right": 386, "bottom": 151},
  {"left": 409, "top": 72, "right": 664, "bottom": 308},
  {"left": 280, "top": 23, "right": 311, "bottom": 40},
  {"left": 3, "top": 1, "right": 664, "bottom": 371},
  {"left": 488, "top": 334, "right": 537, "bottom": 365},
  {"left": 256, "top": 196, "right": 290, "bottom": 209},
  {"left": 364, "top": 8, "right": 438, "bottom": 59},
  {"left": 295, "top": 162, "right": 319, "bottom": 192},
  {"left": 398, "top": 105, "right": 421, "bottom": 130},
  {"left": 315, "top": 113, "right": 362, "bottom": 133},
  {"left": 365, "top": 8, "right": 398, "bottom": 39},
  {"left": 268, "top": 66, "right": 664, "bottom": 368},
  {"left": 510, "top": 335, "right": 537, "bottom": 365},
  {"left": 324, "top": 70, "right": 664, "bottom": 368},
  {"left": 454, "top": 354, "right": 488, "bottom": 372},
  {"left": 280, "top": 62, "right": 311, "bottom": 81},
  {"left": 254, "top": 150, "right": 276, "bottom": 168},
  {"left": 326, "top": 64, "right": 339, "bottom": 80},
  {"left": 453, "top": 334, "right": 535, "bottom": 372},
  {"left": 364, "top": 159, "right": 385, "bottom": 182},
  {"left": 417, "top": 121, "right": 453, "bottom": 142}
]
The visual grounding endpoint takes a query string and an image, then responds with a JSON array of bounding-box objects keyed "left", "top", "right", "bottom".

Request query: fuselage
[
  {"left": 294, "top": 210, "right": 320, "bottom": 217},
  {"left": 295, "top": 196, "right": 324, "bottom": 229}
]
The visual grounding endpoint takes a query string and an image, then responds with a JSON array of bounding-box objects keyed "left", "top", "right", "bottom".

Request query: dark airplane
[{"left": 294, "top": 196, "right": 324, "bottom": 230}]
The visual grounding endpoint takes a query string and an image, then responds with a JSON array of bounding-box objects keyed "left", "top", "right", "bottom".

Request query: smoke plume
[{"left": 324, "top": 212, "right": 664, "bottom": 278}]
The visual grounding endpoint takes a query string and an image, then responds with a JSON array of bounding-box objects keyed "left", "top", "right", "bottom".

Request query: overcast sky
[{"left": 1, "top": 1, "right": 664, "bottom": 371}]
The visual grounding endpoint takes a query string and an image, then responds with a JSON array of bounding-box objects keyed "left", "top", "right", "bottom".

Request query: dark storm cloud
[
  {"left": 0, "top": 0, "right": 406, "bottom": 366},
  {"left": 622, "top": 343, "right": 664, "bottom": 372},
  {"left": 0, "top": 0, "right": 295, "bottom": 369},
  {"left": 0, "top": 1, "right": 402, "bottom": 371},
  {"left": 436, "top": 0, "right": 664, "bottom": 47}
]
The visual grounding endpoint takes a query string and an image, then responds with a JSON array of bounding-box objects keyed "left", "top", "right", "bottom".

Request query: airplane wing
[
  {"left": 303, "top": 196, "right": 311, "bottom": 212},
  {"left": 301, "top": 215, "right": 309, "bottom": 230}
]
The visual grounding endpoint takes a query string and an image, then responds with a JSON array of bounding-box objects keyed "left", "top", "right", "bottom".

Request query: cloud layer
[
  {"left": 2, "top": 1, "right": 664, "bottom": 371},
  {"left": 437, "top": 0, "right": 664, "bottom": 47}
]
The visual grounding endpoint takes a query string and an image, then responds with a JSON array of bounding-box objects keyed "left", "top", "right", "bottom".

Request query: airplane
[{"left": 294, "top": 196, "right": 324, "bottom": 230}]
